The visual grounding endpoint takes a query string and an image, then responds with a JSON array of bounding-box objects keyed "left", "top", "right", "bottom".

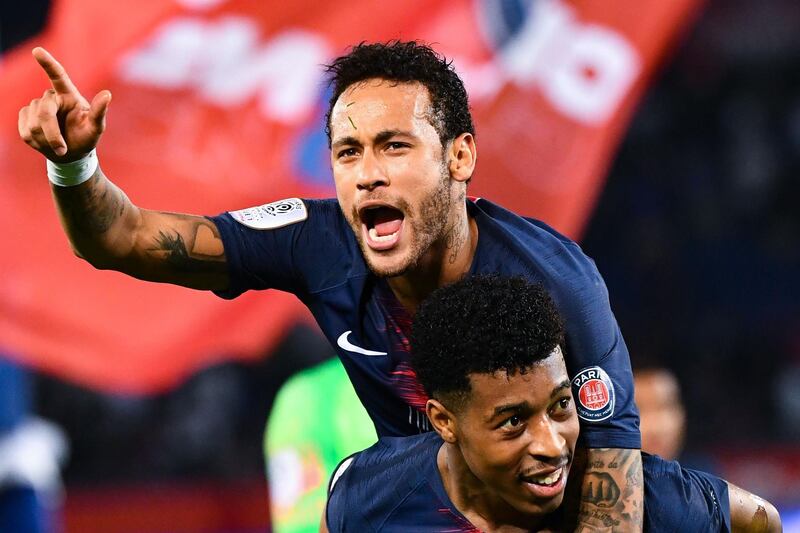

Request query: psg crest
[{"left": 571, "top": 366, "right": 615, "bottom": 422}]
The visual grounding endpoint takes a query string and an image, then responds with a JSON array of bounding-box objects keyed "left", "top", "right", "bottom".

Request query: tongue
[{"left": 373, "top": 209, "right": 403, "bottom": 236}]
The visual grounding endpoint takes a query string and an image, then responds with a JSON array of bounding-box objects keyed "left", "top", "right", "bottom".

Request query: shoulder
[
  {"left": 471, "top": 198, "right": 601, "bottom": 282},
  {"left": 331, "top": 433, "right": 436, "bottom": 486},
  {"left": 643, "top": 454, "right": 732, "bottom": 532},
  {"left": 326, "top": 434, "right": 440, "bottom": 529},
  {"left": 472, "top": 198, "right": 613, "bottom": 326}
]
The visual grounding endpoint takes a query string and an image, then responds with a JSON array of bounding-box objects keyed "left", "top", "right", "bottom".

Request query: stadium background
[{"left": 1, "top": 0, "right": 799, "bottom": 531}]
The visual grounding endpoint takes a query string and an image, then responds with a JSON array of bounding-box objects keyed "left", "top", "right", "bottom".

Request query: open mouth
[
  {"left": 519, "top": 466, "right": 567, "bottom": 499},
  {"left": 360, "top": 205, "right": 405, "bottom": 251}
]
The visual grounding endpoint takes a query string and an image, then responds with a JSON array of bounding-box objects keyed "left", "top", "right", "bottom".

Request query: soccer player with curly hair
[
  {"left": 22, "top": 41, "right": 643, "bottom": 529},
  {"left": 326, "top": 276, "right": 781, "bottom": 532}
]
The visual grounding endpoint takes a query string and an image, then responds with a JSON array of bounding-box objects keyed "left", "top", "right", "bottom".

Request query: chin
[
  {"left": 536, "top": 493, "right": 565, "bottom": 514},
  {"left": 363, "top": 251, "right": 414, "bottom": 278},
  {"left": 511, "top": 493, "right": 565, "bottom": 520},
  {"left": 359, "top": 240, "right": 420, "bottom": 278}
]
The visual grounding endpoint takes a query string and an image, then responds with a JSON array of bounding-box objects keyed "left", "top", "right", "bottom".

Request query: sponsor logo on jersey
[
  {"left": 336, "top": 331, "right": 387, "bottom": 357},
  {"left": 571, "top": 366, "right": 615, "bottom": 422},
  {"left": 229, "top": 198, "right": 307, "bottom": 229}
]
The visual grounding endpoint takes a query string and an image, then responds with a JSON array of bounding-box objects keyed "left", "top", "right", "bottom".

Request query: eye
[
  {"left": 385, "top": 142, "right": 409, "bottom": 151},
  {"left": 500, "top": 415, "right": 523, "bottom": 430},
  {"left": 337, "top": 147, "right": 358, "bottom": 159},
  {"left": 551, "top": 397, "right": 573, "bottom": 418}
]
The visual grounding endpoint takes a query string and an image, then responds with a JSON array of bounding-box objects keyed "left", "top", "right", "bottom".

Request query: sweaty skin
[
  {"left": 728, "top": 483, "right": 782, "bottom": 533},
  {"left": 21, "top": 49, "right": 643, "bottom": 531}
]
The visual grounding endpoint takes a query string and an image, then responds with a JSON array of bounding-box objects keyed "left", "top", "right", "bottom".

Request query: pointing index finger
[{"left": 32, "top": 47, "right": 80, "bottom": 96}]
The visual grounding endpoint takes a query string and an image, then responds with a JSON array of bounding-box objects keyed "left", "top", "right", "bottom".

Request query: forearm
[
  {"left": 51, "top": 165, "right": 141, "bottom": 268},
  {"left": 569, "top": 447, "right": 643, "bottom": 532},
  {"left": 50, "top": 166, "right": 228, "bottom": 289}
]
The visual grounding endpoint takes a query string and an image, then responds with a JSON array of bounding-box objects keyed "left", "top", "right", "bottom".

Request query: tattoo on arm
[
  {"left": 576, "top": 448, "right": 643, "bottom": 532},
  {"left": 56, "top": 169, "right": 127, "bottom": 235},
  {"left": 582, "top": 472, "right": 620, "bottom": 507},
  {"left": 149, "top": 220, "right": 226, "bottom": 274},
  {"left": 53, "top": 169, "right": 227, "bottom": 288}
]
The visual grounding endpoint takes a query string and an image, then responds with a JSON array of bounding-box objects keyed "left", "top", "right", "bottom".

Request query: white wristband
[{"left": 46, "top": 149, "right": 98, "bottom": 187}]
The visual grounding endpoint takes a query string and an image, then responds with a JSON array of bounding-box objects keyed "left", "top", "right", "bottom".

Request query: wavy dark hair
[
  {"left": 411, "top": 276, "right": 564, "bottom": 411},
  {"left": 324, "top": 40, "right": 474, "bottom": 147}
]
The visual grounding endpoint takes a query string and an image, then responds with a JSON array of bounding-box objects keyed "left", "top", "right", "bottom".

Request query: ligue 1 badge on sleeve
[
  {"left": 571, "top": 366, "right": 616, "bottom": 422},
  {"left": 229, "top": 198, "right": 308, "bottom": 230}
]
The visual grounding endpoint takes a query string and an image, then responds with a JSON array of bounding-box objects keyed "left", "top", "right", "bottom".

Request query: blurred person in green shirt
[{"left": 265, "top": 358, "right": 376, "bottom": 532}]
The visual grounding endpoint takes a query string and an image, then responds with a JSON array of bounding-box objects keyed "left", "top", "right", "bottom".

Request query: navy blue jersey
[
  {"left": 210, "top": 198, "right": 639, "bottom": 448},
  {"left": 325, "top": 432, "right": 731, "bottom": 532}
]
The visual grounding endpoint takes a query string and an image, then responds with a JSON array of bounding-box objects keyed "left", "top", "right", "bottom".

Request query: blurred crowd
[{"left": 583, "top": 0, "right": 800, "bottom": 447}]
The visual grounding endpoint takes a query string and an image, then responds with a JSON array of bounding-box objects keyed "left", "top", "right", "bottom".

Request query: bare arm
[
  {"left": 729, "top": 482, "right": 782, "bottom": 533},
  {"left": 563, "top": 447, "right": 643, "bottom": 532},
  {"left": 19, "top": 47, "right": 228, "bottom": 291},
  {"left": 52, "top": 168, "right": 227, "bottom": 290}
]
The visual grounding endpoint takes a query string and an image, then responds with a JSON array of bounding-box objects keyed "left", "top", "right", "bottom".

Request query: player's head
[
  {"left": 411, "top": 276, "right": 579, "bottom": 519},
  {"left": 324, "top": 41, "right": 477, "bottom": 278},
  {"left": 325, "top": 40, "right": 474, "bottom": 152}
]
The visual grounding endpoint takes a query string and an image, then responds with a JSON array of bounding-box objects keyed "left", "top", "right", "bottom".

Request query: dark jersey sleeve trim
[
  {"left": 206, "top": 213, "right": 247, "bottom": 300},
  {"left": 578, "top": 429, "right": 641, "bottom": 450}
]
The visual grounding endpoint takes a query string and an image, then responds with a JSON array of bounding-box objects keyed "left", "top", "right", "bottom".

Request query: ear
[
  {"left": 427, "top": 398, "right": 459, "bottom": 443},
  {"left": 447, "top": 133, "right": 476, "bottom": 184}
]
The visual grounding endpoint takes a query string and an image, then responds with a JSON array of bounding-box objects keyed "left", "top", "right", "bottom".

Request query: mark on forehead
[
  {"left": 348, "top": 116, "right": 357, "bottom": 130},
  {"left": 346, "top": 102, "right": 355, "bottom": 107}
]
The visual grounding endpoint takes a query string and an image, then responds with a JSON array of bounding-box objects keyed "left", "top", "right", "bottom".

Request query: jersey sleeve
[
  {"left": 208, "top": 198, "right": 357, "bottom": 299},
  {"left": 554, "top": 248, "right": 641, "bottom": 449},
  {"left": 643, "top": 454, "right": 732, "bottom": 532},
  {"left": 497, "top": 210, "right": 640, "bottom": 449}
]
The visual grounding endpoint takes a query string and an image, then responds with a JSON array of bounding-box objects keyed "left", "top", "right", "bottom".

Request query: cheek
[
  {"left": 565, "top": 418, "right": 580, "bottom": 448},
  {"left": 463, "top": 436, "right": 525, "bottom": 479},
  {"left": 332, "top": 172, "right": 353, "bottom": 205},
  {"left": 391, "top": 153, "right": 441, "bottom": 186}
]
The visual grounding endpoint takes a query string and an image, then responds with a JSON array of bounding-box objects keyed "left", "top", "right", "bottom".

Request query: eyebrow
[
  {"left": 551, "top": 379, "right": 571, "bottom": 399},
  {"left": 489, "top": 401, "right": 529, "bottom": 421},
  {"left": 331, "top": 135, "right": 360, "bottom": 150},
  {"left": 331, "top": 129, "right": 415, "bottom": 150},
  {"left": 486, "top": 379, "right": 571, "bottom": 421}
]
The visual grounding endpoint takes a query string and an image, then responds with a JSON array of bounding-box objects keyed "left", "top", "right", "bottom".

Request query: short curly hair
[
  {"left": 324, "top": 41, "right": 475, "bottom": 147},
  {"left": 410, "top": 276, "right": 565, "bottom": 411}
]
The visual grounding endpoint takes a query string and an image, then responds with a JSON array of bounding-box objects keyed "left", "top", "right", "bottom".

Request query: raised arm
[
  {"left": 578, "top": 447, "right": 643, "bottom": 532},
  {"left": 18, "top": 47, "right": 228, "bottom": 291}
]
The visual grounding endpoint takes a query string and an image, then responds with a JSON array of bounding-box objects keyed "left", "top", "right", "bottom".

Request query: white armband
[{"left": 46, "top": 149, "right": 98, "bottom": 187}]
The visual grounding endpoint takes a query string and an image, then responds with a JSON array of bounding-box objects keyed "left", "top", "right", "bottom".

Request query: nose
[
  {"left": 526, "top": 416, "right": 566, "bottom": 461},
  {"left": 356, "top": 150, "right": 389, "bottom": 191}
]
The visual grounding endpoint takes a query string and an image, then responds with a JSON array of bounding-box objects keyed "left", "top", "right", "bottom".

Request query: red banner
[{"left": 0, "top": 0, "right": 701, "bottom": 393}]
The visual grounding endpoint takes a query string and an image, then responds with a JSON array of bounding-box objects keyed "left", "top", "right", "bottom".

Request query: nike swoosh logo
[{"left": 336, "top": 331, "right": 387, "bottom": 356}]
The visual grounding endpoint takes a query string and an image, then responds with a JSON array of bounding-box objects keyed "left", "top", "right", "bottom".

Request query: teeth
[
  {"left": 528, "top": 467, "right": 562, "bottom": 486},
  {"left": 368, "top": 227, "right": 399, "bottom": 242}
]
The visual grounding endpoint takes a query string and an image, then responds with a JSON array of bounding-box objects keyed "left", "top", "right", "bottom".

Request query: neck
[
  {"left": 438, "top": 443, "right": 546, "bottom": 532},
  {"left": 387, "top": 202, "right": 477, "bottom": 312}
]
